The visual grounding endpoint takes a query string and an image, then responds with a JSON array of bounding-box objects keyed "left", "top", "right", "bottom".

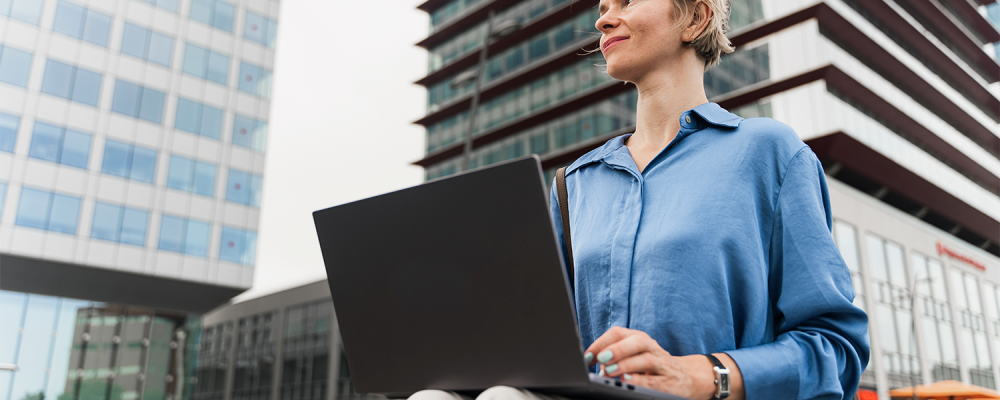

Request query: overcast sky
[{"left": 233, "top": 0, "right": 429, "bottom": 301}]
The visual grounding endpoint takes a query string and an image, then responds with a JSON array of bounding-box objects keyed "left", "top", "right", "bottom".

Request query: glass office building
[
  {"left": 0, "top": 0, "right": 277, "bottom": 396},
  {"left": 414, "top": 0, "right": 1000, "bottom": 399}
]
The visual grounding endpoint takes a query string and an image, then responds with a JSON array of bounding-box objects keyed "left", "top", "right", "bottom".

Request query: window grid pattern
[
  {"left": 190, "top": 0, "right": 234, "bottom": 31},
  {"left": 111, "top": 79, "right": 166, "bottom": 123},
  {"left": 232, "top": 115, "right": 267, "bottom": 152},
  {"left": 0, "top": 112, "right": 20, "bottom": 152},
  {"left": 244, "top": 11, "right": 276, "bottom": 48},
  {"left": 219, "top": 226, "right": 257, "bottom": 265},
  {"left": 182, "top": 43, "right": 229, "bottom": 85},
  {"left": 15, "top": 187, "right": 82, "bottom": 234},
  {"left": 230, "top": 312, "right": 275, "bottom": 400},
  {"left": 225, "top": 169, "right": 262, "bottom": 206},
  {"left": 101, "top": 139, "right": 158, "bottom": 183},
  {"left": 0, "top": 0, "right": 44, "bottom": 24},
  {"left": 238, "top": 62, "right": 271, "bottom": 98},
  {"left": 866, "top": 233, "right": 923, "bottom": 389},
  {"left": 280, "top": 300, "right": 332, "bottom": 400},
  {"left": 0, "top": 44, "right": 32, "bottom": 87},
  {"left": 194, "top": 323, "right": 233, "bottom": 400},
  {"left": 90, "top": 202, "right": 149, "bottom": 246},
  {"left": 428, "top": 0, "right": 487, "bottom": 32},
  {"left": 52, "top": 1, "right": 111, "bottom": 47},
  {"left": 121, "top": 23, "right": 174, "bottom": 67},
  {"left": 41, "top": 59, "right": 102, "bottom": 106},
  {"left": 950, "top": 269, "right": 995, "bottom": 389},
  {"left": 135, "top": 0, "right": 178, "bottom": 12},
  {"left": 28, "top": 121, "right": 92, "bottom": 169},
  {"left": 157, "top": 215, "right": 211, "bottom": 257},
  {"left": 166, "top": 155, "right": 217, "bottom": 197},
  {"left": 0, "top": 182, "right": 7, "bottom": 218},
  {"left": 832, "top": 221, "right": 877, "bottom": 388},
  {"left": 175, "top": 98, "right": 223, "bottom": 139},
  {"left": 984, "top": 283, "right": 1000, "bottom": 386},
  {"left": 911, "top": 253, "right": 961, "bottom": 382}
]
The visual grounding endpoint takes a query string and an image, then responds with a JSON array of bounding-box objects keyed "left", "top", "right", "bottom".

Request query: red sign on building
[{"left": 937, "top": 242, "right": 987, "bottom": 271}]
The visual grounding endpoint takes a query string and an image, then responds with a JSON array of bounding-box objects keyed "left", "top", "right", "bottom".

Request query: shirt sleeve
[{"left": 724, "top": 148, "right": 871, "bottom": 400}]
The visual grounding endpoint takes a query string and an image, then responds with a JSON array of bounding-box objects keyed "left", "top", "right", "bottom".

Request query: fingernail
[
  {"left": 597, "top": 350, "right": 613, "bottom": 363},
  {"left": 605, "top": 363, "right": 619, "bottom": 373},
  {"left": 623, "top": 373, "right": 632, "bottom": 380},
  {"left": 584, "top": 352, "right": 593, "bottom": 364}
]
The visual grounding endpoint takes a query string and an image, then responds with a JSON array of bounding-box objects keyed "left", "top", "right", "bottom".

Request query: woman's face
[{"left": 595, "top": 0, "right": 692, "bottom": 83}]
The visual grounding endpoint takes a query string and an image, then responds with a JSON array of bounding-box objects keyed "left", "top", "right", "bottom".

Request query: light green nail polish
[
  {"left": 623, "top": 373, "right": 632, "bottom": 380},
  {"left": 605, "top": 363, "right": 619, "bottom": 373},
  {"left": 597, "top": 350, "right": 613, "bottom": 363},
  {"left": 584, "top": 352, "right": 593, "bottom": 363}
]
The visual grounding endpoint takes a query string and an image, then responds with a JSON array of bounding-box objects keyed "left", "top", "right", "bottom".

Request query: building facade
[
  {"left": 0, "top": 0, "right": 277, "bottom": 396},
  {"left": 414, "top": 0, "right": 1000, "bottom": 399}
]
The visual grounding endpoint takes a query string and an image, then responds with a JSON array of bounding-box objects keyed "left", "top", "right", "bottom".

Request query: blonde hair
[{"left": 672, "top": 0, "right": 735, "bottom": 67}]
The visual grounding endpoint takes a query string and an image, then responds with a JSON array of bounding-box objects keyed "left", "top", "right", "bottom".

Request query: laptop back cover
[{"left": 312, "top": 156, "right": 588, "bottom": 397}]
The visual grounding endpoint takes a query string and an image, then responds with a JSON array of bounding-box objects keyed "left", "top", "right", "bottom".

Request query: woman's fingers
[
  {"left": 583, "top": 326, "right": 636, "bottom": 366},
  {"left": 603, "top": 352, "right": 661, "bottom": 377}
]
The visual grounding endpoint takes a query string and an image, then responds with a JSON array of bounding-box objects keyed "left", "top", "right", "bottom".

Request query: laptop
[{"left": 312, "top": 156, "right": 690, "bottom": 400}]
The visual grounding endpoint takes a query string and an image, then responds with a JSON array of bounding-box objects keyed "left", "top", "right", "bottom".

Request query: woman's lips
[{"left": 603, "top": 37, "right": 628, "bottom": 51}]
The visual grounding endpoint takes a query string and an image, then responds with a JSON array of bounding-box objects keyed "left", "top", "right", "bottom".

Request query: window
[
  {"left": 28, "top": 122, "right": 92, "bottom": 168},
  {"left": 219, "top": 226, "right": 257, "bottom": 265},
  {"left": 166, "top": 155, "right": 216, "bottom": 196},
  {"left": 15, "top": 187, "right": 81, "bottom": 234},
  {"left": 158, "top": 215, "right": 210, "bottom": 257},
  {"left": 225, "top": 169, "right": 262, "bottom": 206},
  {"left": 91, "top": 202, "right": 148, "bottom": 246},
  {"left": 134, "top": 0, "right": 177, "bottom": 12},
  {"left": 175, "top": 98, "right": 223, "bottom": 139},
  {"left": 181, "top": 43, "right": 229, "bottom": 84},
  {"left": 1, "top": 0, "right": 44, "bottom": 24},
  {"left": 111, "top": 79, "right": 165, "bottom": 123},
  {"left": 232, "top": 115, "right": 266, "bottom": 152},
  {"left": 0, "top": 182, "right": 7, "bottom": 217},
  {"left": 238, "top": 62, "right": 271, "bottom": 98},
  {"left": 52, "top": 1, "right": 111, "bottom": 46},
  {"left": 244, "top": 11, "right": 277, "bottom": 47},
  {"left": 0, "top": 45, "right": 32, "bottom": 87},
  {"left": 101, "top": 139, "right": 157, "bottom": 183},
  {"left": 40, "top": 59, "right": 101, "bottom": 106},
  {"left": 121, "top": 23, "right": 173, "bottom": 66},
  {"left": 190, "top": 0, "right": 233, "bottom": 31},
  {"left": 0, "top": 112, "right": 18, "bottom": 152},
  {"left": 911, "top": 253, "right": 960, "bottom": 382}
]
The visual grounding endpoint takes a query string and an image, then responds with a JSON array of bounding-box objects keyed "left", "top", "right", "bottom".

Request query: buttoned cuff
[{"left": 724, "top": 340, "right": 799, "bottom": 399}]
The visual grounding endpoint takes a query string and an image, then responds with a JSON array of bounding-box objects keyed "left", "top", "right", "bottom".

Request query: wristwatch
[{"left": 705, "top": 354, "right": 730, "bottom": 400}]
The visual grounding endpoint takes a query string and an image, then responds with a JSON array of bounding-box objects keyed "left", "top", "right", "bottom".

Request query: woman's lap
[{"left": 405, "top": 386, "right": 573, "bottom": 400}]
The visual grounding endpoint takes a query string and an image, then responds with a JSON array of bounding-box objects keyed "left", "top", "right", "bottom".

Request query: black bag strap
[{"left": 556, "top": 167, "right": 574, "bottom": 291}]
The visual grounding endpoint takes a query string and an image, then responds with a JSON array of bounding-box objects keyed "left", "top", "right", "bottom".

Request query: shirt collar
[{"left": 689, "top": 102, "right": 743, "bottom": 129}]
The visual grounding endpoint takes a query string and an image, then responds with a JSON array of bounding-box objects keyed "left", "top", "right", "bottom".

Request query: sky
[{"left": 233, "top": 0, "right": 430, "bottom": 301}]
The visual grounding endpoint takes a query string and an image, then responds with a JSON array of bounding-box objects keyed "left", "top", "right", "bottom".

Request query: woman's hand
[{"left": 584, "top": 326, "right": 745, "bottom": 400}]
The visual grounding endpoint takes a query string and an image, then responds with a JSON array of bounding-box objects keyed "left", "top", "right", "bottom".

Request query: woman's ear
[{"left": 681, "top": 1, "right": 712, "bottom": 43}]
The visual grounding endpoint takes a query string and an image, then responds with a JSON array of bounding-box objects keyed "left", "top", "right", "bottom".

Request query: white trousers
[{"left": 406, "top": 386, "right": 572, "bottom": 400}]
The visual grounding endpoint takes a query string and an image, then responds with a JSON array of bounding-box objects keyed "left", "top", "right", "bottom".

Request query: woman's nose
[{"left": 595, "top": 11, "right": 620, "bottom": 33}]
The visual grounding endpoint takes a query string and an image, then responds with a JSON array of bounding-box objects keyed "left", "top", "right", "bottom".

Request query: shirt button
[{"left": 685, "top": 115, "right": 692, "bottom": 124}]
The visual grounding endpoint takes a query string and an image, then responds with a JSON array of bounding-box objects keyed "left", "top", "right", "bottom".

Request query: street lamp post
[{"left": 453, "top": 11, "right": 521, "bottom": 172}]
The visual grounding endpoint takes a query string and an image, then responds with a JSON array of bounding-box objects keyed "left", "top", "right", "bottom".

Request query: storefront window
[
  {"left": 866, "top": 233, "right": 922, "bottom": 388},
  {"left": 911, "top": 253, "right": 960, "bottom": 382},
  {"left": 950, "top": 269, "right": 995, "bottom": 388}
]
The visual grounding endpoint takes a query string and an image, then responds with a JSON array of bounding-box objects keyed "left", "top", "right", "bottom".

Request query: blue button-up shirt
[{"left": 549, "top": 102, "right": 870, "bottom": 400}]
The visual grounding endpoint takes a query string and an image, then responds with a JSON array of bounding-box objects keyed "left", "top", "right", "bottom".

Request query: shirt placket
[{"left": 603, "top": 152, "right": 644, "bottom": 330}]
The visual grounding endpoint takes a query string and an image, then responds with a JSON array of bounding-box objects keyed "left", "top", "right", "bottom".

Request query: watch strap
[{"left": 705, "top": 354, "right": 730, "bottom": 400}]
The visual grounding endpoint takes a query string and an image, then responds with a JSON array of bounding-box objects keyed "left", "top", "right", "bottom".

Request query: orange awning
[{"left": 888, "top": 380, "right": 1000, "bottom": 399}]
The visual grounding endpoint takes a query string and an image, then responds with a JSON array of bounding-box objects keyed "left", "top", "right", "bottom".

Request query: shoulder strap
[{"left": 556, "top": 167, "right": 574, "bottom": 291}]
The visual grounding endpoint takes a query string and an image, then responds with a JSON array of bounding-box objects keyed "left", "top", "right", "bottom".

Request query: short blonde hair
[{"left": 672, "top": 0, "right": 735, "bottom": 67}]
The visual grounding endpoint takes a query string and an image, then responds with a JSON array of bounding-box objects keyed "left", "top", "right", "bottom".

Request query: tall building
[
  {"left": 0, "top": 0, "right": 277, "bottom": 396},
  {"left": 415, "top": 0, "right": 1000, "bottom": 399}
]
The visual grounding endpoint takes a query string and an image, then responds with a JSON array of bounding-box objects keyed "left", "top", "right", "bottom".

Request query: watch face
[{"left": 720, "top": 373, "right": 730, "bottom": 389}]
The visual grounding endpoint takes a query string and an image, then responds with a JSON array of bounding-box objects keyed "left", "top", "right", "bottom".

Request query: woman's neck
[{"left": 629, "top": 59, "right": 709, "bottom": 151}]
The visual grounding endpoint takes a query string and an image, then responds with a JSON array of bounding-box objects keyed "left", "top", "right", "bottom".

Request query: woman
[{"left": 412, "top": 0, "right": 869, "bottom": 399}]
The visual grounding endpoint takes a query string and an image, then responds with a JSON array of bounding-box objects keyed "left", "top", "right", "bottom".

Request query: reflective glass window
[
  {"left": 28, "top": 122, "right": 92, "bottom": 169},
  {"left": 190, "top": 0, "right": 233, "bottom": 31},
  {"left": 244, "top": 11, "right": 277, "bottom": 47},
  {"left": 166, "top": 155, "right": 216, "bottom": 197},
  {"left": 175, "top": 98, "right": 222, "bottom": 139},
  {"left": 220, "top": 226, "right": 257, "bottom": 265},
  {"left": 111, "top": 80, "right": 164, "bottom": 123},
  {"left": 135, "top": 0, "right": 177, "bottom": 12},
  {"left": 0, "top": 182, "right": 6, "bottom": 217},
  {"left": 15, "top": 187, "right": 81, "bottom": 234},
  {"left": 232, "top": 115, "right": 266, "bottom": 152},
  {"left": 182, "top": 43, "right": 229, "bottom": 85},
  {"left": 0, "top": 112, "right": 19, "bottom": 152},
  {"left": 238, "top": 62, "right": 271, "bottom": 98},
  {"left": 40, "top": 60, "right": 101, "bottom": 106},
  {"left": 225, "top": 169, "right": 262, "bottom": 206},
  {"left": 121, "top": 23, "right": 174, "bottom": 67},
  {"left": 0, "top": 45, "right": 32, "bottom": 87},
  {"left": 91, "top": 202, "right": 148, "bottom": 245},
  {"left": 53, "top": 1, "right": 111, "bottom": 47},
  {"left": 1, "top": 0, "right": 44, "bottom": 24},
  {"left": 100, "top": 139, "right": 157, "bottom": 183},
  {"left": 158, "top": 215, "right": 210, "bottom": 257}
]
